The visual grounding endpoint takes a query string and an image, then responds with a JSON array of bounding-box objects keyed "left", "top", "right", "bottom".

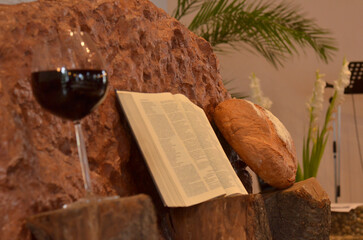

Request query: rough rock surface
[
  {"left": 26, "top": 194, "right": 158, "bottom": 240},
  {"left": 0, "top": 0, "right": 251, "bottom": 239},
  {"left": 167, "top": 178, "right": 330, "bottom": 240},
  {"left": 331, "top": 205, "right": 363, "bottom": 237}
]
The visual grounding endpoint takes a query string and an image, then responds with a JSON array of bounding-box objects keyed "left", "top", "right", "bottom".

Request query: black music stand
[
  {"left": 345, "top": 62, "right": 363, "bottom": 94},
  {"left": 333, "top": 62, "right": 363, "bottom": 203}
]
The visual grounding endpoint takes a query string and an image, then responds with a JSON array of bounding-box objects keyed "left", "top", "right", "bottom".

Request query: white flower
[
  {"left": 249, "top": 72, "right": 272, "bottom": 110},
  {"left": 307, "top": 71, "right": 326, "bottom": 130},
  {"left": 334, "top": 57, "right": 351, "bottom": 105}
]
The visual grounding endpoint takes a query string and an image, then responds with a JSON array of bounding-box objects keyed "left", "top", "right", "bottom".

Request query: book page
[
  {"left": 116, "top": 92, "right": 182, "bottom": 206},
  {"left": 117, "top": 91, "right": 226, "bottom": 207},
  {"left": 174, "top": 94, "right": 248, "bottom": 195}
]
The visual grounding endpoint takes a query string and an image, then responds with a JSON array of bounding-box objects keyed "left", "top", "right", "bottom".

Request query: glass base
[{"left": 63, "top": 195, "right": 119, "bottom": 209}]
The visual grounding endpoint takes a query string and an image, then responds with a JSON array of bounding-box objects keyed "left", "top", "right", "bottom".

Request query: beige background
[{"left": 156, "top": 0, "right": 363, "bottom": 202}]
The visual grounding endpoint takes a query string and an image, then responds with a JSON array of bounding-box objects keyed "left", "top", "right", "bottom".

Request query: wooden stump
[
  {"left": 166, "top": 178, "right": 330, "bottom": 240},
  {"left": 262, "top": 178, "right": 331, "bottom": 240},
  {"left": 26, "top": 194, "right": 158, "bottom": 240}
]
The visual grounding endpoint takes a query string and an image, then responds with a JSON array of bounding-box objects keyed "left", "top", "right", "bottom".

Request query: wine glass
[{"left": 31, "top": 29, "right": 108, "bottom": 202}]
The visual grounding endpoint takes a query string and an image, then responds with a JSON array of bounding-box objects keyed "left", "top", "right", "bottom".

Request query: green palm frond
[
  {"left": 173, "top": 0, "right": 205, "bottom": 21},
  {"left": 173, "top": 0, "right": 337, "bottom": 68}
]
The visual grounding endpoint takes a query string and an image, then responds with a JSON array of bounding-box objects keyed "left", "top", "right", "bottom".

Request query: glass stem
[{"left": 74, "top": 121, "right": 93, "bottom": 196}]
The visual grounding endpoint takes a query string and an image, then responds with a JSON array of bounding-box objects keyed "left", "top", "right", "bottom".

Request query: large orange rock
[{"left": 0, "top": 0, "right": 252, "bottom": 239}]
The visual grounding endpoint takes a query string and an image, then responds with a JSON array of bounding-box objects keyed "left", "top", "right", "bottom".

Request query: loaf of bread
[{"left": 213, "top": 99, "right": 297, "bottom": 189}]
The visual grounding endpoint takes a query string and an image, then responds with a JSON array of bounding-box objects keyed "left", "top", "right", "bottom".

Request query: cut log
[
  {"left": 26, "top": 194, "right": 158, "bottom": 240},
  {"left": 166, "top": 178, "right": 330, "bottom": 240}
]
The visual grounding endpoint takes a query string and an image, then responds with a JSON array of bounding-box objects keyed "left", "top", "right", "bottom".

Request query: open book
[{"left": 116, "top": 91, "right": 247, "bottom": 207}]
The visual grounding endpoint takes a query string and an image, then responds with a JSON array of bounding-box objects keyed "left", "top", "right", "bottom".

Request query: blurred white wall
[
  {"left": 168, "top": 0, "right": 363, "bottom": 203},
  {"left": 150, "top": 0, "right": 167, "bottom": 12}
]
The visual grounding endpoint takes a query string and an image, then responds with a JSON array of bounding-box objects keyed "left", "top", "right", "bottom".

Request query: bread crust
[{"left": 214, "top": 99, "right": 297, "bottom": 189}]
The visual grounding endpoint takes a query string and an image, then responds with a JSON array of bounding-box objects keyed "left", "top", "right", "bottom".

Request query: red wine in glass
[
  {"left": 31, "top": 29, "right": 109, "bottom": 199},
  {"left": 31, "top": 69, "right": 108, "bottom": 121}
]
